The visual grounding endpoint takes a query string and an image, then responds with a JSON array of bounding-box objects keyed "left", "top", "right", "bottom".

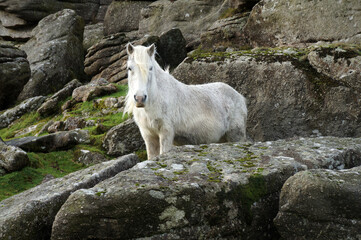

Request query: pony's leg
[
  {"left": 159, "top": 129, "right": 174, "bottom": 154},
  {"left": 143, "top": 134, "right": 160, "bottom": 160}
]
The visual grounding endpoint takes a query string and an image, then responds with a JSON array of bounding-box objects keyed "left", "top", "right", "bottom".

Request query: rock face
[
  {"left": 37, "top": 79, "right": 82, "bottom": 116},
  {"left": 6, "top": 129, "right": 90, "bottom": 153},
  {"left": 51, "top": 137, "right": 361, "bottom": 239},
  {"left": 0, "top": 154, "right": 139, "bottom": 240},
  {"left": 242, "top": 0, "right": 361, "bottom": 47},
  {"left": 103, "top": 118, "right": 145, "bottom": 157},
  {"left": 274, "top": 166, "right": 361, "bottom": 240},
  {"left": 84, "top": 29, "right": 187, "bottom": 83},
  {"left": 0, "top": 96, "right": 47, "bottom": 129},
  {"left": 104, "top": 0, "right": 152, "bottom": 35},
  {"left": 71, "top": 78, "right": 118, "bottom": 102},
  {"left": 0, "top": 141, "right": 29, "bottom": 172},
  {"left": 0, "top": 45, "right": 30, "bottom": 110},
  {"left": 139, "top": 0, "right": 231, "bottom": 43},
  {"left": 18, "top": 9, "right": 85, "bottom": 101},
  {"left": 173, "top": 46, "right": 361, "bottom": 141}
]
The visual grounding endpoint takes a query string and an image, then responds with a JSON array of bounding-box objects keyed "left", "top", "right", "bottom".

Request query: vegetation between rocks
[{"left": 0, "top": 84, "right": 129, "bottom": 201}]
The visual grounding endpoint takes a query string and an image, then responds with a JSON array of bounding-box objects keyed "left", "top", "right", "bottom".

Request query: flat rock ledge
[
  {"left": 51, "top": 137, "right": 361, "bottom": 239},
  {"left": 0, "top": 154, "right": 139, "bottom": 240}
]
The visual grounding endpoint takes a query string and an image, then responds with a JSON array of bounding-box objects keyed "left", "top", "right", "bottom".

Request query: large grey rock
[
  {"left": 0, "top": 154, "right": 139, "bottom": 240},
  {"left": 0, "top": 141, "right": 29, "bottom": 172},
  {"left": 103, "top": 118, "right": 145, "bottom": 157},
  {"left": 200, "top": 12, "right": 250, "bottom": 50},
  {"left": 37, "top": 79, "right": 82, "bottom": 116},
  {"left": 157, "top": 28, "right": 187, "bottom": 70},
  {"left": 274, "top": 166, "right": 361, "bottom": 240},
  {"left": 0, "top": 0, "right": 111, "bottom": 24},
  {"left": 0, "top": 96, "right": 47, "bottom": 129},
  {"left": 71, "top": 78, "right": 118, "bottom": 102},
  {"left": 307, "top": 45, "right": 361, "bottom": 89},
  {"left": 138, "top": 0, "right": 231, "bottom": 43},
  {"left": 6, "top": 129, "right": 90, "bottom": 153},
  {"left": 18, "top": 9, "right": 85, "bottom": 101},
  {"left": 242, "top": 0, "right": 361, "bottom": 47},
  {"left": 84, "top": 29, "right": 186, "bottom": 83},
  {"left": 0, "top": 0, "right": 112, "bottom": 41},
  {"left": 173, "top": 46, "right": 361, "bottom": 141},
  {"left": 83, "top": 22, "right": 105, "bottom": 50},
  {"left": 104, "top": 0, "right": 152, "bottom": 35},
  {"left": 0, "top": 45, "right": 30, "bottom": 110},
  {"left": 51, "top": 137, "right": 361, "bottom": 239}
]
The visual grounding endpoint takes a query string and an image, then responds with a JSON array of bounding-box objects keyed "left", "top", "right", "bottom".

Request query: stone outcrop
[
  {"left": 37, "top": 79, "right": 82, "bottom": 116},
  {"left": 104, "top": 0, "right": 152, "bottom": 36},
  {"left": 0, "top": 96, "right": 47, "bottom": 129},
  {"left": 173, "top": 46, "right": 361, "bottom": 141},
  {"left": 274, "top": 166, "right": 361, "bottom": 240},
  {"left": 242, "top": 0, "right": 361, "bottom": 47},
  {"left": 103, "top": 118, "right": 145, "bottom": 157},
  {"left": 71, "top": 78, "right": 118, "bottom": 102},
  {"left": 200, "top": 12, "right": 250, "bottom": 50},
  {"left": 18, "top": 9, "right": 85, "bottom": 101},
  {"left": 0, "top": 140, "right": 29, "bottom": 172},
  {"left": 77, "top": 150, "right": 108, "bottom": 166},
  {"left": 0, "top": 45, "right": 30, "bottom": 110},
  {"left": 0, "top": 154, "right": 139, "bottom": 240},
  {"left": 84, "top": 29, "right": 187, "bottom": 83},
  {"left": 6, "top": 129, "right": 90, "bottom": 153},
  {"left": 51, "top": 137, "right": 361, "bottom": 239},
  {"left": 138, "top": 0, "right": 231, "bottom": 43}
]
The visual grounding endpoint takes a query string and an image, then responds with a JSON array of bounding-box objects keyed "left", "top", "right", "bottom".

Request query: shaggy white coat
[{"left": 125, "top": 44, "right": 247, "bottom": 159}]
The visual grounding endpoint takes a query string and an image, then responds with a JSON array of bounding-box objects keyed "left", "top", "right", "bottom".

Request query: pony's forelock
[{"left": 124, "top": 45, "right": 156, "bottom": 115}]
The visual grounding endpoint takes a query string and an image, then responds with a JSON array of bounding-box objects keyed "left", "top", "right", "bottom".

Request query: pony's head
[{"left": 125, "top": 43, "right": 156, "bottom": 113}]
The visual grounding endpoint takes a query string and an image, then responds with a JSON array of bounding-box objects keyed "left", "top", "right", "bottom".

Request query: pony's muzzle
[{"left": 134, "top": 95, "right": 147, "bottom": 108}]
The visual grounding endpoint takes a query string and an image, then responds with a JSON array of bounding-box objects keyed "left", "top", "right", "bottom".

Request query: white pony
[{"left": 125, "top": 44, "right": 247, "bottom": 159}]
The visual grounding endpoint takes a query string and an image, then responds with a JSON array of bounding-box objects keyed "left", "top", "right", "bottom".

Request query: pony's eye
[
  {"left": 128, "top": 67, "right": 132, "bottom": 71},
  {"left": 149, "top": 66, "right": 153, "bottom": 71}
]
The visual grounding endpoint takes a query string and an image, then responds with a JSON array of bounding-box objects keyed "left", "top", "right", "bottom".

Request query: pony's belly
[{"left": 173, "top": 133, "right": 225, "bottom": 146}]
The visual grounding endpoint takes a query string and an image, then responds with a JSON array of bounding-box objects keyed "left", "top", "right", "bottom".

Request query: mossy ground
[{"left": 0, "top": 84, "right": 130, "bottom": 201}]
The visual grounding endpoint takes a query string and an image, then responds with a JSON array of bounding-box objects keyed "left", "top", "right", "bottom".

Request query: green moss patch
[{"left": 0, "top": 150, "right": 86, "bottom": 201}]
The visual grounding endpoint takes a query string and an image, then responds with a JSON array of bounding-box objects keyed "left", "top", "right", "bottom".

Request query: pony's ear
[
  {"left": 126, "top": 43, "right": 134, "bottom": 55},
  {"left": 147, "top": 44, "right": 155, "bottom": 57}
]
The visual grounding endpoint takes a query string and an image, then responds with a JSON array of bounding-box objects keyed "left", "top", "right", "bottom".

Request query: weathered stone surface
[
  {"left": 0, "top": 0, "right": 111, "bottom": 24},
  {"left": 77, "top": 150, "right": 108, "bottom": 166},
  {"left": 103, "top": 118, "right": 145, "bottom": 157},
  {"left": 139, "top": 0, "right": 231, "bottom": 43},
  {"left": 200, "top": 12, "right": 250, "bottom": 50},
  {"left": 274, "top": 166, "right": 361, "bottom": 240},
  {"left": 157, "top": 28, "right": 187, "bottom": 70},
  {"left": 5, "top": 129, "right": 90, "bottom": 153},
  {"left": 18, "top": 9, "right": 85, "bottom": 101},
  {"left": 104, "top": 0, "right": 152, "bottom": 35},
  {"left": 71, "top": 78, "right": 118, "bottom": 102},
  {"left": 84, "top": 33, "right": 132, "bottom": 83},
  {"left": 173, "top": 47, "right": 361, "bottom": 141},
  {"left": 84, "top": 29, "right": 186, "bottom": 83},
  {"left": 0, "top": 45, "right": 30, "bottom": 110},
  {"left": 83, "top": 22, "right": 104, "bottom": 50},
  {"left": 242, "top": 0, "right": 361, "bottom": 47},
  {"left": 0, "top": 141, "right": 29, "bottom": 172},
  {"left": 37, "top": 79, "right": 82, "bottom": 116},
  {"left": 0, "top": 10, "right": 33, "bottom": 41},
  {"left": 51, "top": 137, "right": 361, "bottom": 239},
  {"left": 307, "top": 45, "right": 361, "bottom": 89},
  {"left": 0, "top": 96, "right": 47, "bottom": 129},
  {"left": 0, "top": 154, "right": 139, "bottom": 240}
]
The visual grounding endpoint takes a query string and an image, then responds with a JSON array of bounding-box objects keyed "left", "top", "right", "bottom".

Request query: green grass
[
  {"left": 0, "top": 83, "right": 130, "bottom": 201},
  {"left": 0, "top": 150, "right": 86, "bottom": 201}
]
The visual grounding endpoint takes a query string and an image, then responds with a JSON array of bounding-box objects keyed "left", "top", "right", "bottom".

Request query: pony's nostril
[
  {"left": 144, "top": 95, "right": 147, "bottom": 102},
  {"left": 134, "top": 95, "right": 137, "bottom": 101}
]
